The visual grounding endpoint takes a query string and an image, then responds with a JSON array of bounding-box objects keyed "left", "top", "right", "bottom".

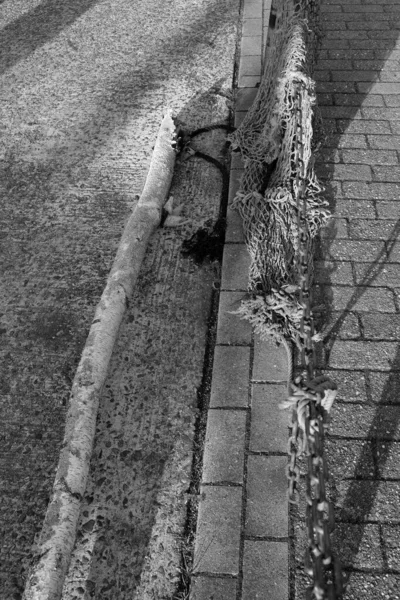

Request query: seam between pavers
[
  {"left": 191, "top": 0, "right": 289, "bottom": 598},
  {"left": 237, "top": 331, "right": 254, "bottom": 600}
]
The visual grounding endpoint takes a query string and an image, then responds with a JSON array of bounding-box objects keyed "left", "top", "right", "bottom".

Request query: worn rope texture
[{"left": 230, "top": 0, "right": 329, "bottom": 348}]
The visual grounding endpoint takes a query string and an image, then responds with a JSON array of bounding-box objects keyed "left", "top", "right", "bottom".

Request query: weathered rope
[{"left": 229, "top": 0, "right": 328, "bottom": 348}]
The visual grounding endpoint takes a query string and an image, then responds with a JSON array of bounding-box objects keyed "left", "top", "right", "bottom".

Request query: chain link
[{"left": 286, "top": 84, "right": 344, "bottom": 599}]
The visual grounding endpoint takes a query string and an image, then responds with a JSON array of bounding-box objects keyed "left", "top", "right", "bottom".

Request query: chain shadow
[{"left": 312, "top": 0, "right": 400, "bottom": 582}]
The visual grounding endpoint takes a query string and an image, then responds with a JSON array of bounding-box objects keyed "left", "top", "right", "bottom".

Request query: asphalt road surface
[{"left": 0, "top": 0, "right": 240, "bottom": 597}]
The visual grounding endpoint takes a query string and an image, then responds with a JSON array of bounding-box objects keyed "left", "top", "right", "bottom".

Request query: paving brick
[
  {"left": 230, "top": 151, "right": 244, "bottom": 170},
  {"left": 316, "top": 148, "right": 342, "bottom": 164},
  {"left": 314, "top": 69, "right": 332, "bottom": 82},
  {"left": 242, "top": 541, "right": 288, "bottom": 600},
  {"left": 317, "top": 59, "right": 353, "bottom": 71},
  {"left": 369, "top": 371, "right": 400, "bottom": 404},
  {"left": 238, "top": 75, "right": 261, "bottom": 89},
  {"left": 316, "top": 284, "right": 396, "bottom": 312},
  {"left": 330, "top": 403, "right": 400, "bottom": 440},
  {"left": 242, "top": 18, "right": 262, "bottom": 37},
  {"left": 238, "top": 55, "right": 262, "bottom": 79},
  {"left": 326, "top": 439, "right": 375, "bottom": 479},
  {"left": 334, "top": 199, "right": 375, "bottom": 218},
  {"left": 352, "top": 39, "right": 395, "bottom": 50},
  {"left": 349, "top": 20, "right": 391, "bottom": 30},
  {"left": 337, "top": 119, "right": 391, "bottom": 134},
  {"left": 382, "top": 525, "right": 400, "bottom": 572},
  {"left": 336, "top": 480, "right": 400, "bottom": 523},
  {"left": 314, "top": 260, "right": 354, "bottom": 285},
  {"left": 319, "top": 217, "right": 348, "bottom": 239},
  {"left": 240, "top": 36, "right": 262, "bottom": 57},
  {"left": 389, "top": 121, "right": 400, "bottom": 135},
  {"left": 384, "top": 95, "right": 400, "bottom": 107},
  {"left": 325, "top": 369, "right": 368, "bottom": 403},
  {"left": 318, "top": 92, "right": 334, "bottom": 105},
  {"left": 236, "top": 87, "right": 258, "bottom": 111},
  {"left": 228, "top": 168, "right": 242, "bottom": 203},
  {"left": 252, "top": 335, "right": 289, "bottom": 382},
  {"left": 363, "top": 106, "right": 400, "bottom": 119},
  {"left": 354, "top": 60, "right": 400, "bottom": 71},
  {"left": 225, "top": 207, "right": 245, "bottom": 243},
  {"left": 377, "top": 442, "right": 400, "bottom": 478},
  {"left": 354, "top": 262, "right": 400, "bottom": 288},
  {"left": 221, "top": 244, "right": 250, "bottom": 291},
  {"left": 386, "top": 242, "right": 400, "bottom": 262},
  {"left": 326, "top": 30, "right": 367, "bottom": 40},
  {"left": 373, "top": 166, "right": 400, "bottom": 182},
  {"left": 323, "top": 133, "right": 368, "bottom": 148},
  {"left": 370, "top": 29, "right": 399, "bottom": 40},
  {"left": 320, "top": 239, "right": 385, "bottom": 261},
  {"left": 324, "top": 4, "right": 343, "bottom": 12},
  {"left": 379, "top": 72, "right": 400, "bottom": 84},
  {"left": 376, "top": 50, "right": 400, "bottom": 60},
  {"left": 327, "top": 341, "right": 399, "bottom": 371},
  {"left": 329, "top": 49, "right": 374, "bottom": 60},
  {"left": 322, "top": 178, "right": 343, "bottom": 198},
  {"left": 368, "top": 134, "right": 400, "bottom": 149},
  {"left": 317, "top": 310, "right": 361, "bottom": 339},
  {"left": 190, "top": 576, "right": 237, "bottom": 600},
  {"left": 333, "top": 93, "right": 384, "bottom": 106},
  {"left": 202, "top": 410, "right": 247, "bottom": 484},
  {"left": 339, "top": 573, "right": 400, "bottom": 600},
  {"left": 216, "top": 291, "right": 252, "bottom": 345},
  {"left": 348, "top": 218, "right": 398, "bottom": 240},
  {"left": 341, "top": 149, "right": 398, "bottom": 165},
  {"left": 245, "top": 455, "right": 288, "bottom": 537},
  {"left": 249, "top": 384, "right": 289, "bottom": 453},
  {"left": 342, "top": 4, "right": 381, "bottom": 11},
  {"left": 243, "top": 2, "right": 262, "bottom": 19},
  {"left": 328, "top": 163, "right": 372, "bottom": 181},
  {"left": 375, "top": 201, "right": 400, "bottom": 219},
  {"left": 316, "top": 81, "right": 356, "bottom": 94},
  {"left": 321, "top": 19, "right": 349, "bottom": 31},
  {"left": 194, "top": 485, "right": 242, "bottom": 575},
  {"left": 358, "top": 82, "right": 400, "bottom": 94},
  {"left": 210, "top": 345, "right": 250, "bottom": 408},
  {"left": 332, "top": 70, "right": 379, "bottom": 82},
  {"left": 342, "top": 181, "right": 400, "bottom": 199},
  {"left": 332, "top": 523, "right": 385, "bottom": 570}
]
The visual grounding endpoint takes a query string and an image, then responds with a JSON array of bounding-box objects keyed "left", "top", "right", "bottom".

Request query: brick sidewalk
[
  {"left": 191, "top": 0, "right": 400, "bottom": 599},
  {"left": 311, "top": 0, "right": 400, "bottom": 597},
  {"left": 191, "top": 1, "right": 291, "bottom": 599}
]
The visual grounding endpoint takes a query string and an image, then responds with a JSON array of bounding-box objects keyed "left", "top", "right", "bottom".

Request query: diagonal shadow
[
  {"left": 322, "top": 218, "right": 400, "bottom": 362},
  {"left": 1, "top": 1, "right": 239, "bottom": 596},
  {"left": 0, "top": 0, "right": 101, "bottom": 76},
  {"left": 2, "top": 0, "right": 235, "bottom": 174},
  {"left": 313, "top": 0, "right": 400, "bottom": 580}
]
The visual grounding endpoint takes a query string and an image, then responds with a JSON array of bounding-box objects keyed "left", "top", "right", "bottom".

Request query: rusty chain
[{"left": 284, "top": 84, "right": 344, "bottom": 599}]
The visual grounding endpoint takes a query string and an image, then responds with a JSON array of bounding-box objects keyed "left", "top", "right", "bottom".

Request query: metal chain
[{"left": 286, "top": 84, "right": 344, "bottom": 599}]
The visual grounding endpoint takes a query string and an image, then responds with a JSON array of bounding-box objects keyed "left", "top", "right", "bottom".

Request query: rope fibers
[{"left": 230, "top": 0, "right": 329, "bottom": 349}]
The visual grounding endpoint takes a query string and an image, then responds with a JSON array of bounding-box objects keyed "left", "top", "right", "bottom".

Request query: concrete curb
[
  {"left": 23, "top": 113, "right": 178, "bottom": 600},
  {"left": 190, "top": 2, "right": 291, "bottom": 599}
]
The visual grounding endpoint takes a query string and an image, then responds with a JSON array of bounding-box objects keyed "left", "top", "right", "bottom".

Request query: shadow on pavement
[
  {"left": 0, "top": 0, "right": 101, "bottom": 76},
  {"left": 313, "top": 0, "right": 400, "bottom": 584},
  {"left": 0, "top": 0, "right": 238, "bottom": 597}
]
